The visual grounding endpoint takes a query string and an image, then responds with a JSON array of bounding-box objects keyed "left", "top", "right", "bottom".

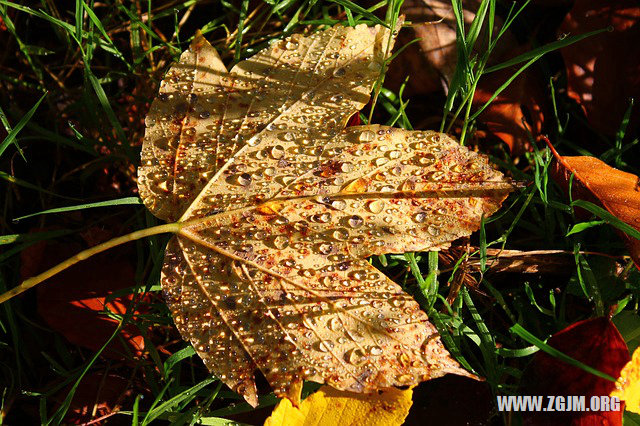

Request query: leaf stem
[{"left": 0, "top": 222, "right": 183, "bottom": 304}]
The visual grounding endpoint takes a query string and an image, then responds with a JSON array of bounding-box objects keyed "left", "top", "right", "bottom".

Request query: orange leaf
[
  {"left": 548, "top": 141, "right": 640, "bottom": 268},
  {"left": 264, "top": 386, "right": 413, "bottom": 426}
]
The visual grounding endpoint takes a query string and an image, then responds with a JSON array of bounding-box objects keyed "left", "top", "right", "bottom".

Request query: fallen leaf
[
  {"left": 138, "top": 22, "right": 514, "bottom": 406},
  {"left": 559, "top": 0, "right": 640, "bottom": 136},
  {"left": 264, "top": 385, "right": 412, "bottom": 426},
  {"left": 548, "top": 142, "right": 640, "bottom": 268},
  {"left": 52, "top": 372, "right": 131, "bottom": 424},
  {"left": 21, "top": 233, "right": 147, "bottom": 359},
  {"left": 405, "top": 375, "right": 493, "bottom": 425},
  {"left": 473, "top": 45, "right": 547, "bottom": 155},
  {"left": 521, "top": 317, "right": 629, "bottom": 425},
  {"left": 612, "top": 346, "right": 640, "bottom": 414}
]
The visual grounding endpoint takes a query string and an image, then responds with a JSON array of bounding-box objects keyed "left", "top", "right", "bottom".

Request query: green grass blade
[
  {"left": 510, "top": 324, "right": 616, "bottom": 382},
  {"left": 572, "top": 199, "right": 640, "bottom": 240},
  {"left": 144, "top": 377, "right": 217, "bottom": 425},
  {"left": 14, "top": 197, "right": 142, "bottom": 221},
  {"left": 0, "top": 92, "right": 46, "bottom": 159},
  {"left": 329, "top": 0, "right": 387, "bottom": 27},
  {"left": 484, "top": 27, "right": 609, "bottom": 74}
]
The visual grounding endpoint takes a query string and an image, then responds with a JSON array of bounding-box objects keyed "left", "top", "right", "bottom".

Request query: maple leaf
[{"left": 137, "top": 22, "right": 514, "bottom": 407}]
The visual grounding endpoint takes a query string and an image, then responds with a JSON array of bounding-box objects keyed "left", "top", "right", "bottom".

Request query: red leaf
[
  {"left": 21, "top": 234, "right": 148, "bottom": 359},
  {"left": 521, "top": 317, "right": 630, "bottom": 425},
  {"left": 560, "top": 0, "right": 640, "bottom": 136}
]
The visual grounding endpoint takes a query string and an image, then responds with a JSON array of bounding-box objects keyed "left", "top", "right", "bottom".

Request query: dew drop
[
  {"left": 358, "top": 130, "right": 375, "bottom": 142},
  {"left": 273, "top": 235, "right": 289, "bottom": 250},
  {"left": 347, "top": 215, "right": 364, "bottom": 228},
  {"left": 413, "top": 212, "right": 426, "bottom": 223},
  {"left": 366, "top": 200, "right": 384, "bottom": 214},
  {"left": 390, "top": 298, "right": 405, "bottom": 307},
  {"left": 332, "top": 67, "right": 346, "bottom": 77},
  {"left": 237, "top": 173, "right": 252, "bottom": 186},
  {"left": 349, "top": 270, "right": 367, "bottom": 281},
  {"left": 320, "top": 276, "right": 332, "bottom": 286},
  {"left": 314, "top": 212, "right": 331, "bottom": 223},
  {"left": 332, "top": 228, "right": 349, "bottom": 241},
  {"left": 369, "top": 345, "right": 383, "bottom": 356},
  {"left": 318, "top": 340, "right": 334, "bottom": 352},
  {"left": 387, "top": 150, "right": 401, "bottom": 159},
  {"left": 327, "top": 317, "right": 341, "bottom": 331},
  {"left": 345, "top": 348, "right": 366, "bottom": 366},
  {"left": 375, "top": 157, "right": 388, "bottom": 167},
  {"left": 317, "top": 242, "right": 333, "bottom": 255},
  {"left": 427, "top": 224, "right": 441, "bottom": 236},
  {"left": 270, "top": 145, "right": 285, "bottom": 159},
  {"left": 282, "top": 132, "right": 295, "bottom": 141},
  {"left": 331, "top": 199, "right": 347, "bottom": 211},
  {"left": 340, "top": 162, "right": 354, "bottom": 173}
]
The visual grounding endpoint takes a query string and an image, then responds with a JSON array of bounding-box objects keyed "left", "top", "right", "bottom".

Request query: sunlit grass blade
[
  {"left": 14, "top": 196, "right": 142, "bottom": 221},
  {"left": 329, "top": 0, "right": 387, "bottom": 27}
]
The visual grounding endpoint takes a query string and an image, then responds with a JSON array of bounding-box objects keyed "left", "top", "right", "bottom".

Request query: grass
[{"left": 0, "top": 0, "right": 639, "bottom": 424}]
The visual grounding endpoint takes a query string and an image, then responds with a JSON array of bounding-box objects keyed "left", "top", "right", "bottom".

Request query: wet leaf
[
  {"left": 264, "top": 385, "right": 412, "bottom": 426},
  {"left": 548, "top": 142, "right": 640, "bottom": 268},
  {"left": 138, "top": 23, "right": 514, "bottom": 406},
  {"left": 612, "top": 346, "right": 640, "bottom": 414},
  {"left": 521, "top": 317, "right": 629, "bottom": 425}
]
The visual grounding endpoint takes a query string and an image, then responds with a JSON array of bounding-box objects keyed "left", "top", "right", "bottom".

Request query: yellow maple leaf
[
  {"left": 264, "top": 386, "right": 413, "bottom": 426},
  {"left": 612, "top": 346, "right": 640, "bottom": 414}
]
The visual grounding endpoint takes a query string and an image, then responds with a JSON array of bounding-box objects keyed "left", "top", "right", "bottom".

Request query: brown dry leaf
[
  {"left": 264, "top": 385, "right": 412, "bottom": 426},
  {"left": 560, "top": 0, "right": 640, "bottom": 136},
  {"left": 138, "top": 22, "right": 514, "bottom": 407},
  {"left": 548, "top": 143, "right": 640, "bottom": 268}
]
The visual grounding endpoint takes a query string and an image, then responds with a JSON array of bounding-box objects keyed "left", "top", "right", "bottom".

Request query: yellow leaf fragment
[
  {"left": 611, "top": 346, "right": 640, "bottom": 413},
  {"left": 264, "top": 386, "right": 413, "bottom": 426}
]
